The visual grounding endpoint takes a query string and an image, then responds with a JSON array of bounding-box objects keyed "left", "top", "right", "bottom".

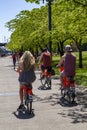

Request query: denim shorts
[
  {"left": 60, "top": 70, "right": 65, "bottom": 77},
  {"left": 19, "top": 82, "right": 30, "bottom": 86}
]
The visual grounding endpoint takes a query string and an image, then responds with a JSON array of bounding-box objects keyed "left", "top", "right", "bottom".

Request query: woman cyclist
[{"left": 17, "top": 51, "right": 36, "bottom": 110}]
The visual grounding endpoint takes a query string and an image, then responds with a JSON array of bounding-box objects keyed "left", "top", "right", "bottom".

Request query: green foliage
[
  {"left": 75, "top": 68, "right": 87, "bottom": 86},
  {"left": 5, "top": 0, "right": 87, "bottom": 86},
  {"left": 73, "top": 0, "right": 87, "bottom": 6},
  {"left": 25, "top": 0, "right": 40, "bottom": 4},
  {"left": 6, "top": 0, "right": 87, "bottom": 57}
]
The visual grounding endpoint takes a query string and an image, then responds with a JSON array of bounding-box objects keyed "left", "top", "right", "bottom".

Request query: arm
[
  {"left": 16, "top": 60, "right": 22, "bottom": 73},
  {"left": 56, "top": 56, "right": 64, "bottom": 67},
  {"left": 38, "top": 53, "right": 43, "bottom": 65}
]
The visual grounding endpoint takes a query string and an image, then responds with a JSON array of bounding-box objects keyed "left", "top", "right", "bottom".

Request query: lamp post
[
  {"left": 47, "top": 0, "right": 52, "bottom": 54},
  {"left": 43, "top": 0, "right": 53, "bottom": 54}
]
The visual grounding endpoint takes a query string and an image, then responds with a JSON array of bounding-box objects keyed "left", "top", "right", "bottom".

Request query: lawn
[{"left": 52, "top": 51, "right": 87, "bottom": 87}]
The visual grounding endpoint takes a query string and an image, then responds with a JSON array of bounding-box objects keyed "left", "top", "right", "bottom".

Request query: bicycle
[
  {"left": 19, "top": 84, "right": 33, "bottom": 114},
  {"left": 40, "top": 69, "right": 52, "bottom": 89},
  {"left": 16, "top": 69, "right": 33, "bottom": 114},
  {"left": 59, "top": 67, "right": 76, "bottom": 103},
  {"left": 61, "top": 76, "right": 76, "bottom": 103}
]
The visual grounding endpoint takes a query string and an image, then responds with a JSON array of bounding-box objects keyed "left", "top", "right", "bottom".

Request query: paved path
[{"left": 0, "top": 56, "right": 87, "bottom": 130}]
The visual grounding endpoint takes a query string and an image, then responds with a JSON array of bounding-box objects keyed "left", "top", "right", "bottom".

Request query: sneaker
[{"left": 17, "top": 104, "right": 25, "bottom": 111}]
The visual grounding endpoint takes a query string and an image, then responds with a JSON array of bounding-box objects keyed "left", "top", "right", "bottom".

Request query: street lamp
[{"left": 43, "top": 0, "right": 53, "bottom": 54}]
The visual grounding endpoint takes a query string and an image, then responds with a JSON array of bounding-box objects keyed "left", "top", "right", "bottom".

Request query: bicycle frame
[
  {"left": 22, "top": 84, "right": 33, "bottom": 113},
  {"left": 59, "top": 67, "right": 75, "bottom": 103},
  {"left": 22, "top": 84, "right": 32, "bottom": 95},
  {"left": 63, "top": 76, "right": 75, "bottom": 88},
  {"left": 43, "top": 69, "right": 51, "bottom": 77},
  {"left": 40, "top": 69, "right": 52, "bottom": 89},
  {"left": 59, "top": 66, "right": 75, "bottom": 88}
]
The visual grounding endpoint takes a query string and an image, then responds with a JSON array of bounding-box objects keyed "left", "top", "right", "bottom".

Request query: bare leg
[
  {"left": 19, "top": 86, "right": 23, "bottom": 105},
  {"left": 60, "top": 75, "right": 63, "bottom": 89}
]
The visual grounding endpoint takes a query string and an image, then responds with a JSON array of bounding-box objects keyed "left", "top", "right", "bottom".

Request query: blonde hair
[{"left": 19, "top": 51, "right": 35, "bottom": 71}]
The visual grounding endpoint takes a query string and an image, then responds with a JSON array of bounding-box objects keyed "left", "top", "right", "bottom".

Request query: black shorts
[{"left": 41, "top": 65, "right": 52, "bottom": 73}]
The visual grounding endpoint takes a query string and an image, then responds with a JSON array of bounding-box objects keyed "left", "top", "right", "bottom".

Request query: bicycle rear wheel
[
  {"left": 46, "top": 77, "right": 51, "bottom": 88},
  {"left": 61, "top": 88, "right": 65, "bottom": 98},
  {"left": 29, "top": 101, "right": 32, "bottom": 113},
  {"left": 40, "top": 72, "right": 46, "bottom": 86},
  {"left": 26, "top": 96, "right": 33, "bottom": 114}
]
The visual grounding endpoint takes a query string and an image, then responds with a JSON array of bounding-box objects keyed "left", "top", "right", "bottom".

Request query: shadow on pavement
[
  {"left": 13, "top": 111, "right": 35, "bottom": 119},
  {"left": 38, "top": 85, "right": 51, "bottom": 90},
  {"left": 58, "top": 97, "right": 78, "bottom": 107},
  {"left": 58, "top": 87, "right": 87, "bottom": 123},
  {"left": 76, "top": 89, "right": 87, "bottom": 106},
  {"left": 68, "top": 108, "right": 87, "bottom": 123},
  {"left": 34, "top": 87, "right": 87, "bottom": 123}
]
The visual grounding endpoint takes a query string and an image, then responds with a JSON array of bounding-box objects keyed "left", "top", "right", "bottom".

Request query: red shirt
[
  {"left": 64, "top": 53, "right": 76, "bottom": 77},
  {"left": 42, "top": 51, "right": 52, "bottom": 67}
]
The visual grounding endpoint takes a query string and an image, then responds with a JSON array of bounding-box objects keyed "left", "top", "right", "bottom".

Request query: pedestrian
[{"left": 12, "top": 52, "right": 16, "bottom": 69}]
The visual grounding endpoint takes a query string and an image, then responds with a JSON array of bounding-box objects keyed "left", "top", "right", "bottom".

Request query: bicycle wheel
[
  {"left": 61, "top": 88, "right": 65, "bottom": 98},
  {"left": 72, "top": 92, "right": 75, "bottom": 103},
  {"left": 29, "top": 101, "right": 32, "bottom": 113},
  {"left": 26, "top": 95, "right": 33, "bottom": 113},
  {"left": 46, "top": 77, "right": 51, "bottom": 88},
  {"left": 40, "top": 72, "right": 46, "bottom": 86},
  {"left": 25, "top": 94, "right": 29, "bottom": 111},
  {"left": 67, "top": 91, "right": 71, "bottom": 102}
]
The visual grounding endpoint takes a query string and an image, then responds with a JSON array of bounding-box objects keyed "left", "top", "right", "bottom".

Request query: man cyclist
[
  {"left": 38, "top": 48, "right": 52, "bottom": 73},
  {"left": 56, "top": 45, "right": 76, "bottom": 86}
]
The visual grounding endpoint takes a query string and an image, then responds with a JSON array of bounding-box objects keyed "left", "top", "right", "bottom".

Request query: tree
[
  {"left": 52, "top": 0, "right": 87, "bottom": 68},
  {"left": 6, "top": 0, "right": 87, "bottom": 68}
]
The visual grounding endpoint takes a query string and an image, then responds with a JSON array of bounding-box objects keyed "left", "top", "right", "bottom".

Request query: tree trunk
[
  {"left": 76, "top": 39, "right": 83, "bottom": 68},
  {"left": 79, "top": 49, "right": 83, "bottom": 68},
  {"left": 60, "top": 42, "right": 64, "bottom": 56}
]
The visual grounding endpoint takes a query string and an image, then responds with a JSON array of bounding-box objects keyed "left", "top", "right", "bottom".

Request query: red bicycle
[
  {"left": 21, "top": 84, "right": 33, "bottom": 114},
  {"left": 40, "top": 69, "right": 52, "bottom": 89},
  {"left": 59, "top": 67, "right": 76, "bottom": 103},
  {"left": 17, "top": 69, "right": 33, "bottom": 113}
]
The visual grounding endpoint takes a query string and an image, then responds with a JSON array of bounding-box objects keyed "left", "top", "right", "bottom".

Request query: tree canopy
[{"left": 6, "top": 0, "right": 87, "bottom": 67}]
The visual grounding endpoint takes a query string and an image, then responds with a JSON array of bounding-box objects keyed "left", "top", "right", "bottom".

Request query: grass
[{"left": 52, "top": 51, "right": 87, "bottom": 87}]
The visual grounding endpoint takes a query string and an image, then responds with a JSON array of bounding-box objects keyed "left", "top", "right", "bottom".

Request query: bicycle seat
[
  {"left": 67, "top": 76, "right": 74, "bottom": 81},
  {"left": 23, "top": 84, "right": 32, "bottom": 89}
]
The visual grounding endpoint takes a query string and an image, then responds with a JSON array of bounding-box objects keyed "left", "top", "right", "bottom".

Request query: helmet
[
  {"left": 42, "top": 48, "right": 47, "bottom": 52},
  {"left": 65, "top": 45, "right": 72, "bottom": 52}
]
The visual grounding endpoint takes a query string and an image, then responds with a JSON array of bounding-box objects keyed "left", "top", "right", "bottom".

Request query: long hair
[{"left": 19, "top": 51, "right": 35, "bottom": 71}]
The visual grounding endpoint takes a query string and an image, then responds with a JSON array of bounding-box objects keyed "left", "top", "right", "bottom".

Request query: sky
[{"left": 0, "top": 0, "right": 44, "bottom": 43}]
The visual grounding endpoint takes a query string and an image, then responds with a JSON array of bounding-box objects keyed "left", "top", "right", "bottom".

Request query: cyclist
[
  {"left": 56, "top": 45, "right": 76, "bottom": 86},
  {"left": 17, "top": 51, "right": 36, "bottom": 110},
  {"left": 38, "top": 48, "right": 52, "bottom": 73}
]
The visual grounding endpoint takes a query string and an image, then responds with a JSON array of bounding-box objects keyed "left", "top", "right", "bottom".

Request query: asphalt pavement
[{"left": 0, "top": 56, "right": 87, "bottom": 130}]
